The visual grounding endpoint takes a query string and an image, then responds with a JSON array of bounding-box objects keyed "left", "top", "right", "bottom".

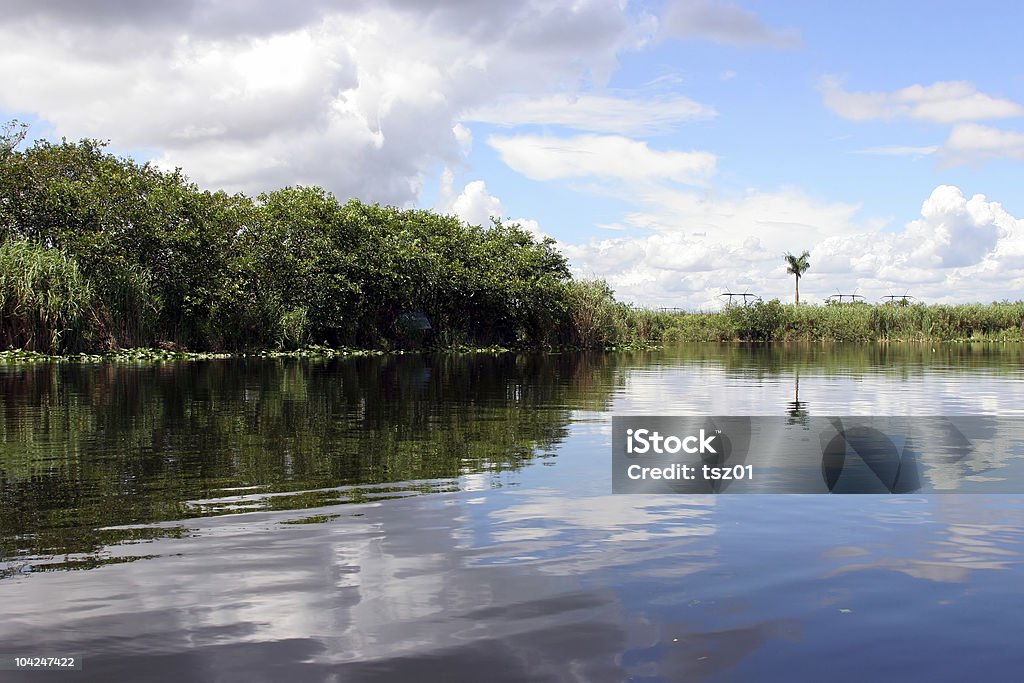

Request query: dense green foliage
[
  {"left": 0, "top": 240, "right": 96, "bottom": 352},
  {"left": 0, "top": 129, "right": 591, "bottom": 352}
]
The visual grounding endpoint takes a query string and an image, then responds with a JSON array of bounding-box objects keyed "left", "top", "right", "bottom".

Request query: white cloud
[
  {"left": 827, "top": 80, "right": 1024, "bottom": 166},
  {"left": 0, "top": 0, "right": 799, "bottom": 207},
  {"left": 0, "top": 1, "right": 655, "bottom": 204},
  {"left": 660, "top": 0, "right": 800, "bottom": 47},
  {"left": 624, "top": 186, "right": 870, "bottom": 246},
  {"left": 562, "top": 187, "right": 874, "bottom": 308},
  {"left": 452, "top": 123, "right": 473, "bottom": 156},
  {"left": 463, "top": 93, "right": 715, "bottom": 135},
  {"left": 854, "top": 145, "right": 939, "bottom": 157},
  {"left": 942, "top": 123, "right": 1024, "bottom": 164},
  {"left": 851, "top": 126, "right": 1024, "bottom": 167},
  {"left": 437, "top": 170, "right": 545, "bottom": 239},
  {"left": 903, "top": 185, "right": 1005, "bottom": 267},
  {"left": 488, "top": 134, "right": 717, "bottom": 185},
  {"left": 812, "top": 186, "right": 1009, "bottom": 280},
  {"left": 445, "top": 178, "right": 503, "bottom": 228},
  {"left": 561, "top": 185, "right": 1024, "bottom": 308},
  {"left": 821, "top": 77, "right": 1024, "bottom": 123}
]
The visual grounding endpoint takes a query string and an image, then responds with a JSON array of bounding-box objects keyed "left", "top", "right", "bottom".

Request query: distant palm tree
[{"left": 784, "top": 250, "right": 810, "bottom": 304}]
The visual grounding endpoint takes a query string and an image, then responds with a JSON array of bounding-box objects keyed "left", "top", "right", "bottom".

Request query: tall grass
[
  {"left": 592, "top": 300, "right": 1024, "bottom": 346},
  {"left": 94, "top": 265, "right": 161, "bottom": 349},
  {"left": 783, "top": 302, "right": 1024, "bottom": 341},
  {"left": 657, "top": 301, "right": 1024, "bottom": 343},
  {"left": 560, "top": 279, "right": 675, "bottom": 348},
  {"left": 0, "top": 240, "right": 97, "bottom": 353}
]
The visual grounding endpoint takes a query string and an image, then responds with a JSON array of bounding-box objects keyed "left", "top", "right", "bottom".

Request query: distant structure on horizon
[
  {"left": 881, "top": 294, "right": 916, "bottom": 306},
  {"left": 720, "top": 291, "right": 761, "bottom": 306},
  {"left": 825, "top": 293, "right": 865, "bottom": 304},
  {"left": 684, "top": 290, "right": 923, "bottom": 310}
]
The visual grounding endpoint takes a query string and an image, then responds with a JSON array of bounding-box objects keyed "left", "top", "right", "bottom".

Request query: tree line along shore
[{"left": 2, "top": 124, "right": 1024, "bottom": 357}]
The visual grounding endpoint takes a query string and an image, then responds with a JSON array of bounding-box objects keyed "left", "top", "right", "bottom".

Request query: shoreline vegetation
[
  {"left": 663, "top": 299, "right": 1024, "bottom": 344},
  {"left": 4, "top": 125, "right": 1024, "bottom": 359},
  {"left": 6, "top": 297, "right": 1024, "bottom": 364}
]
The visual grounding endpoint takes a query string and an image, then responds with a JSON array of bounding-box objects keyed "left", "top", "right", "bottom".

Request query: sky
[{"left": 2, "top": 0, "right": 1024, "bottom": 309}]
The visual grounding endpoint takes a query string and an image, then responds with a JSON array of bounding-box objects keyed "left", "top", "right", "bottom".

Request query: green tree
[
  {"left": 0, "top": 123, "right": 609, "bottom": 353},
  {"left": 784, "top": 250, "right": 811, "bottom": 304},
  {"left": 0, "top": 120, "right": 27, "bottom": 161},
  {"left": 0, "top": 133, "right": 249, "bottom": 348}
]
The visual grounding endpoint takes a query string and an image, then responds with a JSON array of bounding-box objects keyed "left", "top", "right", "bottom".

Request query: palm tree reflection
[{"left": 787, "top": 371, "right": 809, "bottom": 425}]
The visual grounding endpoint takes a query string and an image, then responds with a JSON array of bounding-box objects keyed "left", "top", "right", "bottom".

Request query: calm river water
[{"left": 1, "top": 344, "right": 1023, "bottom": 682}]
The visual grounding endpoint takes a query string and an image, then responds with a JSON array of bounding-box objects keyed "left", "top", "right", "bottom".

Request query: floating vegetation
[
  {"left": 1, "top": 526, "right": 194, "bottom": 562},
  {"left": 94, "top": 526, "right": 194, "bottom": 545},
  {"left": 1, "top": 553, "right": 161, "bottom": 580},
  {"left": 281, "top": 514, "right": 343, "bottom": 525},
  {"left": 0, "top": 346, "right": 391, "bottom": 364}
]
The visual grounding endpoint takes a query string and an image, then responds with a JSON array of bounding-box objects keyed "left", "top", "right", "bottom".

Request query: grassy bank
[{"left": 660, "top": 300, "right": 1024, "bottom": 343}]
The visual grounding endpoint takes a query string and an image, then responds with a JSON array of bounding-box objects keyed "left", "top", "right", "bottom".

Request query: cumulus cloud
[
  {"left": 451, "top": 181, "right": 502, "bottom": 229},
  {"left": 463, "top": 93, "right": 716, "bottom": 135},
  {"left": 437, "top": 170, "right": 545, "bottom": 239},
  {"left": 0, "top": 0, "right": 655, "bottom": 204},
  {"left": 0, "top": 0, "right": 341, "bottom": 39},
  {"left": 562, "top": 185, "right": 1024, "bottom": 308},
  {"left": 0, "top": 0, "right": 799, "bottom": 206},
  {"left": 660, "top": 0, "right": 800, "bottom": 47},
  {"left": 560, "top": 186, "right": 876, "bottom": 308},
  {"left": 0, "top": 0, "right": 790, "bottom": 205},
  {"left": 902, "top": 185, "right": 1004, "bottom": 267},
  {"left": 814, "top": 186, "right": 1010, "bottom": 279},
  {"left": 820, "top": 77, "right": 1024, "bottom": 123},
  {"left": 563, "top": 234, "right": 777, "bottom": 310},
  {"left": 438, "top": 171, "right": 503, "bottom": 228},
  {"left": 488, "top": 134, "right": 717, "bottom": 185}
]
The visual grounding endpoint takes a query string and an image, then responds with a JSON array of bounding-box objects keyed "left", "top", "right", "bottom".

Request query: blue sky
[{"left": 2, "top": 1, "right": 1023, "bottom": 307}]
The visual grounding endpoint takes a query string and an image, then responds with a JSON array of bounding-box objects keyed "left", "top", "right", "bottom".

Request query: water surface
[{"left": 2, "top": 344, "right": 1023, "bottom": 681}]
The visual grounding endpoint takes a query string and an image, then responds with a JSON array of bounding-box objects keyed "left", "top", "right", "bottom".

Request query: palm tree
[{"left": 783, "top": 250, "right": 810, "bottom": 304}]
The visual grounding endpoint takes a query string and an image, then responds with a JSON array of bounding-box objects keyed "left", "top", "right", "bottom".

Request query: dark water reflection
[
  {"left": 0, "top": 353, "right": 620, "bottom": 559},
  {"left": 2, "top": 344, "right": 1024, "bottom": 681}
]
